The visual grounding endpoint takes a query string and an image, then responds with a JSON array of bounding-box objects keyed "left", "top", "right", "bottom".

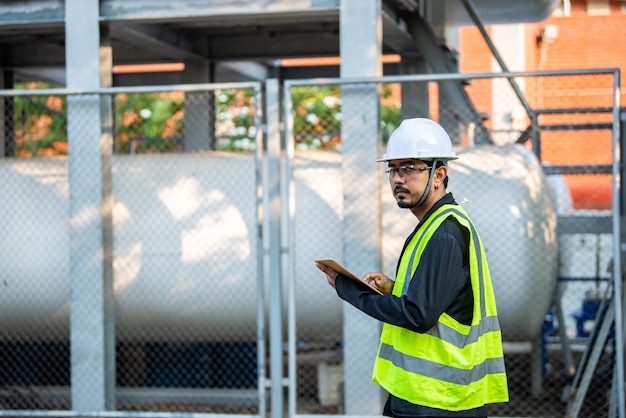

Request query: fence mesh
[
  {"left": 0, "top": 70, "right": 621, "bottom": 417},
  {"left": 287, "top": 71, "right": 618, "bottom": 418},
  {"left": 0, "top": 86, "right": 263, "bottom": 414}
]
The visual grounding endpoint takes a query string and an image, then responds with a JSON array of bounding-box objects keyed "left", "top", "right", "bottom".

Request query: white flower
[
  {"left": 306, "top": 114, "right": 319, "bottom": 124},
  {"left": 323, "top": 96, "right": 338, "bottom": 108}
]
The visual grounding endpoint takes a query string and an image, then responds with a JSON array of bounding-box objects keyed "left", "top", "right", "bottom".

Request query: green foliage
[
  {"left": 215, "top": 89, "right": 257, "bottom": 151},
  {"left": 114, "top": 92, "right": 184, "bottom": 153},
  {"left": 292, "top": 86, "right": 342, "bottom": 150},
  {"left": 380, "top": 85, "right": 401, "bottom": 144},
  {"left": 10, "top": 82, "right": 400, "bottom": 156},
  {"left": 289, "top": 84, "right": 400, "bottom": 150},
  {"left": 13, "top": 82, "right": 67, "bottom": 157}
]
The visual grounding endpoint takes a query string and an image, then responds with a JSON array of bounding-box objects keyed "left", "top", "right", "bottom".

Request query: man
[{"left": 316, "top": 118, "right": 509, "bottom": 417}]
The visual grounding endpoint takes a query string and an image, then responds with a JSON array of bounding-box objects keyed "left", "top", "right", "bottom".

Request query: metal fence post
[
  {"left": 264, "top": 78, "right": 284, "bottom": 418},
  {"left": 339, "top": 0, "right": 385, "bottom": 414},
  {"left": 66, "top": 0, "right": 115, "bottom": 411}
]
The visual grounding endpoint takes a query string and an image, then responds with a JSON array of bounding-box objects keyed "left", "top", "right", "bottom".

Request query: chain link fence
[
  {"left": 0, "top": 69, "right": 622, "bottom": 418},
  {"left": 284, "top": 69, "right": 621, "bottom": 418},
  {"left": 0, "top": 83, "right": 265, "bottom": 414}
]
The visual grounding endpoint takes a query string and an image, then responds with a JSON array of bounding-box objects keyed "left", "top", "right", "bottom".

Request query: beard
[
  {"left": 397, "top": 198, "right": 421, "bottom": 209},
  {"left": 394, "top": 182, "right": 435, "bottom": 209},
  {"left": 394, "top": 186, "right": 423, "bottom": 209}
]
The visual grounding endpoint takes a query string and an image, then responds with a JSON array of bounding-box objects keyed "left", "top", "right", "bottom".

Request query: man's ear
[{"left": 436, "top": 165, "right": 448, "bottom": 182}]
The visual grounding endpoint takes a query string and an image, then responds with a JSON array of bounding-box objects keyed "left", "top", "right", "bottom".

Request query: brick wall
[{"left": 460, "top": 0, "right": 625, "bottom": 209}]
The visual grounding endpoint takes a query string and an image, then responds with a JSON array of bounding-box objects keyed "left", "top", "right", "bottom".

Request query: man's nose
[{"left": 391, "top": 173, "right": 405, "bottom": 183}]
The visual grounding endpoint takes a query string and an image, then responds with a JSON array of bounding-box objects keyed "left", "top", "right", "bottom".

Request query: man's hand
[
  {"left": 315, "top": 262, "right": 339, "bottom": 288},
  {"left": 362, "top": 272, "right": 394, "bottom": 294}
]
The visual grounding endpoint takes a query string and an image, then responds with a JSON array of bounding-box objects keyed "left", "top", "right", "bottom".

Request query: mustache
[{"left": 394, "top": 185, "right": 410, "bottom": 194}]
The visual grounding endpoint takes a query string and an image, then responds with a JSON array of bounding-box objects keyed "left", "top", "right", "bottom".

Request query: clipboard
[{"left": 315, "top": 258, "right": 383, "bottom": 295}]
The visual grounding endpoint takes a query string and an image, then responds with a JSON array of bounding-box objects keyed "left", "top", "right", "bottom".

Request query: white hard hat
[{"left": 377, "top": 118, "right": 458, "bottom": 162}]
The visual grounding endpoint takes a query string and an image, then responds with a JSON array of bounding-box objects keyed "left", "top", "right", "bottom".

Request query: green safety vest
[{"left": 372, "top": 204, "right": 509, "bottom": 411}]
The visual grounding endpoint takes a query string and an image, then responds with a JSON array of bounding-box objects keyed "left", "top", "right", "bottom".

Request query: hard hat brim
[{"left": 375, "top": 155, "right": 459, "bottom": 162}]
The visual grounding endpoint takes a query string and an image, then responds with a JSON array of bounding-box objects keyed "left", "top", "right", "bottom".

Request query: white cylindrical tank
[
  {"left": 448, "top": 144, "right": 558, "bottom": 341},
  {"left": 0, "top": 145, "right": 557, "bottom": 343},
  {"left": 0, "top": 153, "right": 262, "bottom": 342},
  {"left": 296, "top": 144, "right": 558, "bottom": 342}
]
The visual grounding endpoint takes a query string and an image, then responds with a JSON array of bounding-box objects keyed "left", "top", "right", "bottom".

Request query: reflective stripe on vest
[
  {"left": 372, "top": 204, "right": 509, "bottom": 410},
  {"left": 378, "top": 342, "right": 506, "bottom": 385}
]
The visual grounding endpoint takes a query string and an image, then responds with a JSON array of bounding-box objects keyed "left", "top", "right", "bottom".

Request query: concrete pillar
[
  {"left": 65, "top": 0, "right": 115, "bottom": 410},
  {"left": 182, "top": 46, "right": 215, "bottom": 151},
  {"left": 400, "top": 53, "right": 430, "bottom": 119},
  {"left": 340, "top": 0, "right": 384, "bottom": 414},
  {"left": 429, "top": 1, "right": 462, "bottom": 140}
]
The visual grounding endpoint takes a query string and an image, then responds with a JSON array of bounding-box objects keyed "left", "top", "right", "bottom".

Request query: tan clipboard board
[{"left": 315, "top": 258, "right": 383, "bottom": 295}]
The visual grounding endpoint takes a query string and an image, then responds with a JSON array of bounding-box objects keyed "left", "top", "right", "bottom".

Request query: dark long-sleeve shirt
[
  {"left": 335, "top": 192, "right": 473, "bottom": 329},
  {"left": 334, "top": 192, "right": 487, "bottom": 417}
]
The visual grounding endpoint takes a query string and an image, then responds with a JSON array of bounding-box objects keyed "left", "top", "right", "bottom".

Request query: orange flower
[
  {"left": 36, "top": 148, "right": 56, "bottom": 157},
  {"left": 16, "top": 150, "right": 32, "bottom": 158},
  {"left": 52, "top": 141, "right": 68, "bottom": 153}
]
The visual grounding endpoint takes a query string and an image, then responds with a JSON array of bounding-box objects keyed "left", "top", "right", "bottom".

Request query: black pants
[{"left": 383, "top": 394, "right": 488, "bottom": 418}]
